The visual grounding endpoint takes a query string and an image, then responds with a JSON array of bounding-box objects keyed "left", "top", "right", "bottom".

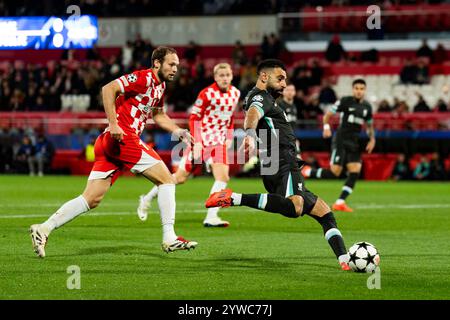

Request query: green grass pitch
[{"left": 0, "top": 175, "right": 449, "bottom": 300}]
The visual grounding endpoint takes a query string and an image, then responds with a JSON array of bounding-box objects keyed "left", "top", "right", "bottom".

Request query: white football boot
[
  {"left": 137, "top": 195, "right": 150, "bottom": 221},
  {"left": 29, "top": 224, "right": 49, "bottom": 258},
  {"left": 203, "top": 217, "right": 230, "bottom": 228},
  {"left": 161, "top": 236, "right": 198, "bottom": 253}
]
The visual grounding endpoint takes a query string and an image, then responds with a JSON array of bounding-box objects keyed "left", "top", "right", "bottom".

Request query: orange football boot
[
  {"left": 332, "top": 202, "right": 354, "bottom": 212},
  {"left": 205, "top": 189, "right": 233, "bottom": 208}
]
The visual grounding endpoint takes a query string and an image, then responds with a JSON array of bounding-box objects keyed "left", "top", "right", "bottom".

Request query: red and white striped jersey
[
  {"left": 114, "top": 69, "right": 166, "bottom": 136},
  {"left": 189, "top": 83, "right": 240, "bottom": 147}
]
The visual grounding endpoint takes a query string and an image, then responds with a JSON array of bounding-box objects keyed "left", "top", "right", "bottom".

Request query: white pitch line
[
  {"left": 0, "top": 201, "right": 203, "bottom": 208},
  {"left": 0, "top": 209, "right": 218, "bottom": 219},
  {"left": 1, "top": 204, "right": 450, "bottom": 219}
]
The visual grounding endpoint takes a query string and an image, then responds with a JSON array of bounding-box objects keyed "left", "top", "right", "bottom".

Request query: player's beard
[
  {"left": 267, "top": 85, "right": 283, "bottom": 99},
  {"left": 158, "top": 69, "right": 173, "bottom": 82}
]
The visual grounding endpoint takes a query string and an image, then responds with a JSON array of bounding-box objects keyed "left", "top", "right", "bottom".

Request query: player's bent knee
[
  {"left": 289, "top": 195, "right": 304, "bottom": 217},
  {"left": 310, "top": 198, "right": 331, "bottom": 218},
  {"left": 331, "top": 167, "right": 342, "bottom": 177},
  {"left": 176, "top": 175, "right": 188, "bottom": 185},
  {"left": 83, "top": 194, "right": 104, "bottom": 209}
]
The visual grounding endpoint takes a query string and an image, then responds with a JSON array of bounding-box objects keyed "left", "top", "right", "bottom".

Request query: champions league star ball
[{"left": 348, "top": 242, "right": 380, "bottom": 273}]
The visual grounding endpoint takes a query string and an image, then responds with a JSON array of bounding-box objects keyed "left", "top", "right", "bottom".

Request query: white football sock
[
  {"left": 205, "top": 180, "right": 227, "bottom": 220},
  {"left": 338, "top": 253, "right": 350, "bottom": 264},
  {"left": 143, "top": 185, "right": 159, "bottom": 203},
  {"left": 231, "top": 193, "right": 242, "bottom": 206},
  {"left": 336, "top": 199, "right": 345, "bottom": 205},
  {"left": 41, "top": 195, "right": 90, "bottom": 232},
  {"left": 158, "top": 184, "right": 177, "bottom": 243},
  {"left": 143, "top": 174, "right": 176, "bottom": 204}
]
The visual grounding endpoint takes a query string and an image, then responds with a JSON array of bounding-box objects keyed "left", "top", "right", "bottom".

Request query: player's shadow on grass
[
  {"left": 55, "top": 246, "right": 343, "bottom": 271},
  {"left": 54, "top": 245, "right": 152, "bottom": 257}
]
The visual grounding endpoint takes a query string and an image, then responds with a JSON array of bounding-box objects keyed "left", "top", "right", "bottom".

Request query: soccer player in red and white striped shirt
[
  {"left": 138, "top": 63, "right": 240, "bottom": 227},
  {"left": 29, "top": 47, "right": 197, "bottom": 257}
]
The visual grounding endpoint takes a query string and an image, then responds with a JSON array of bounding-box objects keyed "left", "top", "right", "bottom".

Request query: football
[{"left": 348, "top": 242, "right": 380, "bottom": 273}]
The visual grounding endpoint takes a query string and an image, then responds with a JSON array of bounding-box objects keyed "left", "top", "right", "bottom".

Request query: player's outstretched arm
[
  {"left": 102, "top": 80, "right": 125, "bottom": 141},
  {"left": 322, "top": 110, "right": 333, "bottom": 138},
  {"left": 152, "top": 109, "right": 194, "bottom": 144},
  {"left": 366, "top": 121, "right": 376, "bottom": 153},
  {"left": 241, "top": 107, "right": 263, "bottom": 157}
]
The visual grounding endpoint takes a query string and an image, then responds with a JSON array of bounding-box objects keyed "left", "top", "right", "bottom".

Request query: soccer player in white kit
[
  {"left": 137, "top": 63, "right": 240, "bottom": 227},
  {"left": 29, "top": 47, "right": 198, "bottom": 258}
]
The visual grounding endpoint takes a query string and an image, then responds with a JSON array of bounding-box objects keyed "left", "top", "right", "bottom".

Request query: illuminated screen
[{"left": 0, "top": 16, "right": 98, "bottom": 49}]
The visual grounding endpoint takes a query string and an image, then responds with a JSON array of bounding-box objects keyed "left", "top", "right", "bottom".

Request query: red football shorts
[
  {"left": 178, "top": 144, "right": 228, "bottom": 173},
  {"left": 88, "top": 132, "right": 162, "bottom": 185}
]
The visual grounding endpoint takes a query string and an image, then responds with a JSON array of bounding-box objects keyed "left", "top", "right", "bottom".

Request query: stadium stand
[{"left": 1, "top": 1, "right": 449, "bottom": 180}]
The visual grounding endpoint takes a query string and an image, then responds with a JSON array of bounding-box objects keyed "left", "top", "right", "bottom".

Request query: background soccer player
[
  {"left": 302, "top": 79, "right": 376, "bottom": 212},
  {"left": 278, "top": 83, "right": 301, "bottom": 154},
  {"left": 29, "top": 47, "right": 197, "bottom": 258},
  {"left": 205, "top": 59, "right": 351, "bottom": 271},
  {"left": 137, "top": 63, "right": 240, "bottom": 227}
]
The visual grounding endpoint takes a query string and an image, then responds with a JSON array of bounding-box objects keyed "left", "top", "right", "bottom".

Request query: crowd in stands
[
  {"left": 0, "top": 129, "right": 55, "bottom": 175},
  {"left": 376, "top": 96, "right": 449, "bottom": 114},
  {"left": 391, "top": 152, "right": 448, "bottom": 181},
  {"left": 3, "top": 34, "right": 449, "bottom": 117},
  {"left": 301, "top": 151, "right": 450, "bottom": 181}
]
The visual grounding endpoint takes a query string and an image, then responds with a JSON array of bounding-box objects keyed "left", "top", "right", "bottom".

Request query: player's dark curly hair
[
  {"left": 352, "top": 78, "right": 366, "bottom": 86},
  {"left": 151, "top": 46, "right": 178, "bottom": 67},
  {"left": 257, "top": 59, "right": 286, "bottom": 75}
]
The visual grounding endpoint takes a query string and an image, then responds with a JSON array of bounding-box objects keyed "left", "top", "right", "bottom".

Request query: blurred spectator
[
  {"left": 184, "top": 41, "right": 200, "bottom": 63},
  {"left": 34, "top": 133, "right": 55, "bottom": 176},
  {"left": 309, "top": 59, "right": 323, "bottom": 86},
  {"left": 9, "top": 89, "right": 26, "bottom": 111},
  {"left": 122, "top": 41, "right": 134, "bottom": 70},
  {"left": 360, "top": 48, "right": 379, "bottom": 62},
  {"left": 413, "top": 155, "right": 430, "bottom": 180},
  {"left": 238, "top": 61, "right": 258, "bottom": 95},
  {"left": 393, "top": 100, "right": 410, "bottom": 115},
  {"left": 433, "top": 43, "right": 448, "bottom": 64},
  {"left": 400, "top": 59, "right": 418, "bottom": 84},
  {"left": 413, "top": 95, "right": 431, "bottom": 112},
  {"left": 318, "top": 80, "right": 337, "bottom": 109},
  {"left": 86, "top": 45, "right": 100, "bottom": 61},
  {"left": 377, "top": 99, "right": 392, "bottom": 113},
  {"left": 167, "top": 75, "right": 195, "bottom": 112},
  {"left": 391, "top": 153, "right": 410, "bottom": 180},
  {"left": 429, "top": 152, "right": 446, "bottom": 180},
  {"left": 0, "top": 81, "right": 12, "bottom": 109},
  {"left": 416, "top": 39, "right": 433, "bottom": 61},
  {"left": 15, "top": 136, "right": 37, "bottom": 176},
  {"left": 82, "top": 136, "right": 96, "bottom": 162},
  {"left": 0, "top": 129, "right": 14, "bottom": 173},
  {"left": 278, "top": 84, "right": 298, "bottom": 131},
  {"left": 261, "top": 33, "right": 283, "bottom": 60},
  {"left": 434, "top": 99, "right": 449, "bottom": 112},
  {"left": 325, "top": 34, "right": 347, "bottom": 62},
  {"left": 232, "top": 40, "right": 247, "bottom": 65},
  {"left": 302, "top": 95, "right": 323, "bottom": 128},
  {"left": 291, "top": 61, "right": 311, "bottom": 95},
  {"left": 415, "top": 59, "right": 429, "bottom": 84}
]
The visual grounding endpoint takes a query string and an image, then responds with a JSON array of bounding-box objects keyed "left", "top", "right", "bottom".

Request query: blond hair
[{"left": 213, "top": 63, "right": 232, "bottom": 75}]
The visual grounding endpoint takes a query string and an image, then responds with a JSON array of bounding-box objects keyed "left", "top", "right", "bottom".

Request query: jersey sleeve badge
[
  {"left": 127, "top": 74, "right": 138, "bottom": 83},
  {"left": 252, "top": 95, "right": 264, "bottom": 102}
]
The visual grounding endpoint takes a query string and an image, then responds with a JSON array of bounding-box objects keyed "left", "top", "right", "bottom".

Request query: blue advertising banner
[{"left": 0, "top": 16, "right": 98, "bottom": 49}]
